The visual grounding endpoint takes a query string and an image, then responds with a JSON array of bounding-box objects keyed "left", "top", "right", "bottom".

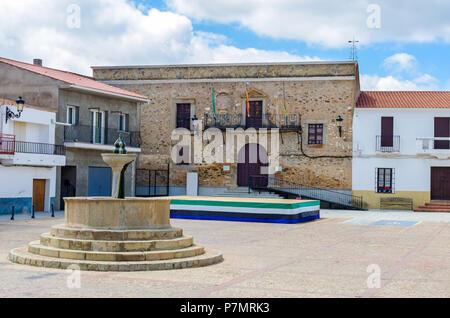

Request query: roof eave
[{"left": 60, "top": 85, "right": 149, "bottom": 103}]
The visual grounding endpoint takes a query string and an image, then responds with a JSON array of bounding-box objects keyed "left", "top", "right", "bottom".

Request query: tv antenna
[{"left": 348, "top": 37, "right": 359, "bottom": 61}]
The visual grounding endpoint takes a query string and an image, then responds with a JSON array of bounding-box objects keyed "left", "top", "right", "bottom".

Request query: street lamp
[
  {"left": 336, "top": 115, "right": 343, "bottom": 137},
  {"left": 5, "top": 97, "right": 25, "bottom": 124}
]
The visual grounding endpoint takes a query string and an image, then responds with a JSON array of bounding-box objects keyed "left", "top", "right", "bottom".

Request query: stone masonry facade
[{"left": 93, "top": 62, "right": 360, "bottom": 191}]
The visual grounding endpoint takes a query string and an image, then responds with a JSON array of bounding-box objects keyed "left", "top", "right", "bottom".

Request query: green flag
[{"left": 212, "top": 87, "right": 216, "bottom": 120}]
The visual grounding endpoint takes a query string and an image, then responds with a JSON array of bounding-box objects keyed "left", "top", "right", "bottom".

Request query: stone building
[
  {"left": 92, "top": 61, "right": 360, "bottom": 197},
  {"left": 0, "top": 57, "right": 148, "bottom": 210}
]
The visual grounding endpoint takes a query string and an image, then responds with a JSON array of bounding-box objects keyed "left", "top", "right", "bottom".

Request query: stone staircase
[
  {"left": 213, "top": 187, "right": 284, "bottom": 199},
  {"left": 414, "top": 201, "right": 450, "bottom": 213},
  {"left": 9, "top": 224, "right": 223, "bottom": 271}
]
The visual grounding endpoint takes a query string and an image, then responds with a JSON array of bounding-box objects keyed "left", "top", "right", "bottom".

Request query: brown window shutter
[
  {"left": 381, "top": 117, "right": 393, "bottom": 147},
  {"left": 434, "top": 117, "right": 450, "bottom": 149}
]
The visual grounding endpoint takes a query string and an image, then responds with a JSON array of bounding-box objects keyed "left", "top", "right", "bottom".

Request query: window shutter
[
  {"left": 125, "top": 114, "right": 129, "bottom": 132},
  {"left": 434, "top": 117, "right": 450, "bottom": 149},
  {"left": 75, "top": 106, "right": 79, "bottom": 126},
  {"left": 89, "top": 111, "right": 94, "bottom": 143},
  {"left": 381, "top": 117, "right": 394, "bottom": 147},
  {"left": 104, "top": 111, "right": 109, "bottom": 145}
]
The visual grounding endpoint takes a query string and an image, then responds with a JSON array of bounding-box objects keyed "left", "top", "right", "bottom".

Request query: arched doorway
[{"left": 237, "top": 144, "right": 268, "bottom": 187}]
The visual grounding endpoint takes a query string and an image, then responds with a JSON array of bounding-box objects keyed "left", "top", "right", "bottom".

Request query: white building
[
  {"left": 352, "top": 91, "right": 450, "bottom": 210},
  {"left": 0, "top": 98, "right": 65, "bottom": 215}
]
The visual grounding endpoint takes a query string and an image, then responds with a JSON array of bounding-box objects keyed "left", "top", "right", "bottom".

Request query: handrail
[
  {"left": 249, "top": 175, "right": 364, "bottom": 210},
  {"left": 14, "top": 140, "right": 65, "bottom": 155},
  {"left": 204, "top": 113, "right": 302, "bottom": 130},
  {"left": 0, "top": 134, "right": 16, "bottom": 155},
  {"left": 64, "top": 125, "right": 141, "bottom": 147}
]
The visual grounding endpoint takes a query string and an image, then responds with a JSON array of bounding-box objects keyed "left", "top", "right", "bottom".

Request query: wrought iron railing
[
  {"left": 64, "top": 125, "right": 141, "bottom": 148},
  {"left": 376, "top": 135, "right": 400, "bottom": 152},
  {"left": 249, "top": 175, "right": 363, "bottom": 210},
  {"left": 135, "top": 166, "right": 170, "bottom": 197},
  {"left": 14, "top": 141, "right": 65, "bottom": 156},
  {"left": 204, "top": 113, "right": 301, "bottom": 130},
  {"left": 417, "top": 137, "right": 450, "bottom": 152},
  {"left": 0, "top": 134, "right": 15, "bottom": 155}
]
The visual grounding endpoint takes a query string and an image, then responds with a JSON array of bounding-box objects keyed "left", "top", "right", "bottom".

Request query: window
[
  {"left": 434, "top": 117, "right": 450, "bottom": 149},
  {"left": 67, "top": 106, "right": 78, "bottom": 125},
  {"left": 118, "top": 113, "right": 129, "bottom": 132},
  {"left": 377, "top": 168, "right": 394, "bottom": 193},
  {"left": 90, "top": 110, "right": 105, "bottom": 144},
  {"left": 308, "top": 124, "right": 323, "bottom": 145},
  {"left": 176, "top": 103, "right": 191, "bottom": 130}
]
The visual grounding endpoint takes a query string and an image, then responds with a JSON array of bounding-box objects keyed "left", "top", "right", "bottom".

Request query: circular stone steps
[
  {"left": 40, "top": 233, "right": 194, "bottom": 252},
  {"left": 50, "top": 225, "right": 184, "bottom": 241},
  {"left": 9, "top": 246, "right": 223, "bottom": 272},
  {"left": 9, "top": 223, "right": 223, "bottom": 271},
  {"left": 28, "top": 241, "right": 205, "bottom": 262}
]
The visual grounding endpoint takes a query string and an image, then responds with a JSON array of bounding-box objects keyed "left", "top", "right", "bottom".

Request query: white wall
[
  {"left": 353, "top": 108, "right": 450, "bottom": 192},
  {"left": 0, "top": 165, "right": 56, "bottom": 211},
  {"left": 1, "top": 105, "right": 56, "bottom": 144},
  {"left": 352, "top": 157, "right": 450, "bottom": 192},
  {"left": 353, "top": 108, "right": 450, "bottom": 156}
]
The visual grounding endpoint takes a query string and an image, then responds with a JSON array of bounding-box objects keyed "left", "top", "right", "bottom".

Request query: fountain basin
[{"left": 64, "top": 197, "right": 172, "bottom": 230}]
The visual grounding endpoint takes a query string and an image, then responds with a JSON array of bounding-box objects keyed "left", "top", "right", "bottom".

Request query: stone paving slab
[{"left": 0, "top": 210, "right": 448, "bottom": 298}]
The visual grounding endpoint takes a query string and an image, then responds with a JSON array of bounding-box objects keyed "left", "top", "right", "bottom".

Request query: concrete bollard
[
  {"left": 51, "top": 204, "right": 55, "bottom": 218},
  {"left": 10, "top": 206, "right": 15, "bottom": 221},
  {"left": 31, "top": 205, "right": 35, "bottom": 219}
]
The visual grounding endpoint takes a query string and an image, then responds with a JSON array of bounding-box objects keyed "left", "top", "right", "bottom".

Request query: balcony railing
[
  {"left": 0, "top": 134, "right": 15, "bottom": 155},
  {"left": 64, "top": 125, "right": 141, "bottom": 148},
  {"left": 417, "top": 137, "right": 450, "bottom": 155},
  {"left": 376, "top": 135, "right": 400, "bottom": 152},
  {"left": 204, "top": 113, "right": 301, "bottom": 131},
  {"left": 15, "top": 141, "right": 65, "bottom": 156}
]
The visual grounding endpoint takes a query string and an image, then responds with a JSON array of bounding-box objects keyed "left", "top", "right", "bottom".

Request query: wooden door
[
  {"left": 246, "top": 101, "right": 263, "bottom": 129},
  {"left": 434, "top": 117, "right": 450, "bottom": 149},
  {"left": 237, "top": 144, "right": 268, "bottom": 187},
  {"left": 32, "top": 179, "right": 46, "bottom": 212},
  {"left": 381, "top": 117, "right": 394, "bottom": 147},
  {"left": 431, "top": 167, "right": 450, "bottom": 200}
]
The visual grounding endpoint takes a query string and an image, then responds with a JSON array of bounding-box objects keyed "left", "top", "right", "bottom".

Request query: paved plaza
[{"left": 0, "top": 210, "right": 448, "bottom": 298}]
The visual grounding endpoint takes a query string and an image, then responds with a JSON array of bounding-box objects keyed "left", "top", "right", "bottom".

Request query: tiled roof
[
  {"left": 357, "top": 91, "right": 450, "bottom": 108},
  {"left": 0, "top": 57, "right": 148, "bottom": 101}
]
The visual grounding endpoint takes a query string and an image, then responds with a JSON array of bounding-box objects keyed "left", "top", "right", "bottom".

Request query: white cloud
[
  {"left": 383, "top": 53, "right": 417, "bottom": 72},
  {"left": 167, "top": 0, "right": 450, "bottom": 48},
  {"left": 0, "top": 0, "right": 317, "bottom": 75},
  {"left": 361, "top": 74, "right": 439, "bottom": 91}
]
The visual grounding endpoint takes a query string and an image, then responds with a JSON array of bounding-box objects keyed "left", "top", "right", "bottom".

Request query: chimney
[{"left": 33, "top": 59, "right": 43, "bottom": 66}]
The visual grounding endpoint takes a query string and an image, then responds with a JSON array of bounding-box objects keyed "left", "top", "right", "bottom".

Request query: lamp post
[
  {"left": 336, "top": 115, "right": 343, "bottom": 137},
  {"left": 5, "top": 97, "right": 25, "bottom": 124}
]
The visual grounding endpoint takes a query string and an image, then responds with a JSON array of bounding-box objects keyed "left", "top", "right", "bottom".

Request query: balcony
[
  {"left": 0, "top": 134, "right": 66, "bottom": 167},
  {"left": 64, "top": 125, "right": 141, "bottom": 148},
  {"left": 0, "top": 134, "right": 15, "bottom": 155},
  {"left": 416, "top": 137, "right": 450, "bottom": 159},
  {"left": 376, "top": 135, "right": 400, "bottom": 153},
  {"left": 204, "top": 113, "right": 301, "bottom": 131}
]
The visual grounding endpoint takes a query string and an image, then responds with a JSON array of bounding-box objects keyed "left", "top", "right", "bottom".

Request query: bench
[{"left": 380, "top": 197, "right": 413, "bottom": 210}]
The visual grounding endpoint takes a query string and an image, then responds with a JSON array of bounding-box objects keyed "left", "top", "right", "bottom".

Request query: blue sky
[{"left": 0, "top": 0, "right": 449, "bottom": 90}]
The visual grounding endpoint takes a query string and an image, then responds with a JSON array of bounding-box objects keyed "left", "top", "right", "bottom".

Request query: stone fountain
[{"left": 9, "top": 137, "right": 223, "bottom": 271}]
